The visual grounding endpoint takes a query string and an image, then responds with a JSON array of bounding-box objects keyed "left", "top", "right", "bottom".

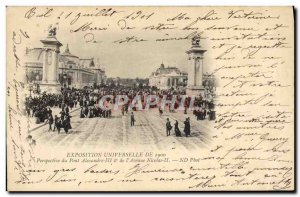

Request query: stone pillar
[
  {"left": 187, "top": 54, "right": 205, "bottom": 86},
  {"left": 52, "top": 49, "right": 58, "bottom": 82},
  {"left": 42, "top": 51, "right": 48, "bottom": 83},
  {"left": 39, "top": 34, "right": 62, "bottom": 93},
  {"left": 45, "top": 49, "right": 59, "bottom": 84},
  {"left": 186, "top": 40, "right": 206, "bottom": 96}
]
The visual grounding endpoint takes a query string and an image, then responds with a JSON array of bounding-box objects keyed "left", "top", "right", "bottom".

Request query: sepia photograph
[{"left": 21, "top": 25, "right": 216, "bottom": 150}]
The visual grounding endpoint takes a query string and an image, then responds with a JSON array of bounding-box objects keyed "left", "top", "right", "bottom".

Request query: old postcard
[{"left": 6, "top": 6, "right": 294, "bottom": 191}]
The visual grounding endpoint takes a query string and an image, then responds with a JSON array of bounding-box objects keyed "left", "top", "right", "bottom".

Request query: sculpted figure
[
  {"left": 191, "top": 34, "right": 201, "bottom": 46},
  {"left": 48, "top": 25, "right": 57, "bottom": 36}
]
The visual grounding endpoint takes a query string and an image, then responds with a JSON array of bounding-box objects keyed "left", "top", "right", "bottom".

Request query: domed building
[
  {"left": 24, "top": 43, "right": 106, "bottom": 89},
  {"left": 149, "top": 63, "right": 188, "bottom": 90}
]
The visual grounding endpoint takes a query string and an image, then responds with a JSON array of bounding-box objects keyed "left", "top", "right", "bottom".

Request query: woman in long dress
[
  {"left": 80, "top": 107, "right": 84, "bottom": 118},
  {"left": 174, "top": 120, "right": 181, "bottom": 137},
  {"left": 184, "top": 117, "right": 191, "bottom": 137}
]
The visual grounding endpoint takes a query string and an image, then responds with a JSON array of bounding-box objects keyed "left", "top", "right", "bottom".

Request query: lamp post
[
  {"left": 29, "top": 84, "right": 33, "bottom": 97},
  {"left": 63, "top": 73, "right": 67, "bottom": 89},
  {"left": 35, "top": 75, "right": 40, "bottom": 94}
]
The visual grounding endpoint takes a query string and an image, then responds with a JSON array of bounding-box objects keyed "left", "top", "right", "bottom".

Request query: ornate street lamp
[
  {"left": 29, "top": 84, "right": 33, "bottom": 97},
  {"left": 63, "top": 73, "right": 67, "bottom": 88}
]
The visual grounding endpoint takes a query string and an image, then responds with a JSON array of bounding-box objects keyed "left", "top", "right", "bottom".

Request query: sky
[{"left": 16, "top": 6, "right": 214, "bottom": 79}]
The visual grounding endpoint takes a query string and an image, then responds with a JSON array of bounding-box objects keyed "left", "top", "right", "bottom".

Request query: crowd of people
[
  {"left": 24, "top": 87, "right": 86, "bottom": 134},
  {"left": 24, "top": 85, "right": 215, "bottom": 136},
  {"left": 80, "top": 106, "right": 112, "bottom": 118},
  {"left": 24, "top": 92, "right": 73, "bottom": 134}
]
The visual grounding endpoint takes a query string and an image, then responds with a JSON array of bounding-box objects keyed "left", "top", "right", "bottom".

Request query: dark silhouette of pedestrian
[
  {"left": 131, "top": 112, "right": 135, "bottom": 126},
  {"left": 184, "top": 117, "right": 191, "bottom": 137},
  {"left": 174, "top": 120, "right": 181, "bottom": 137},
  {"left": 166, "top": 118, "right": 172, "bottom": 136},
  {"left": 48, "top": 114, "right": 53, "bottom": 131}
]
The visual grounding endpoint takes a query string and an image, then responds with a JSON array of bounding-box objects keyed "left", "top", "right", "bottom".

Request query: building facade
[
  {"left": 24, "top": 43, "right": 106, "bottom": 89},
  {"left": 106, "top": 77, "right": 149, "bottom": 88},
  {"left": 149, "top": 63, "right": 188, "bottom": 90}
]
